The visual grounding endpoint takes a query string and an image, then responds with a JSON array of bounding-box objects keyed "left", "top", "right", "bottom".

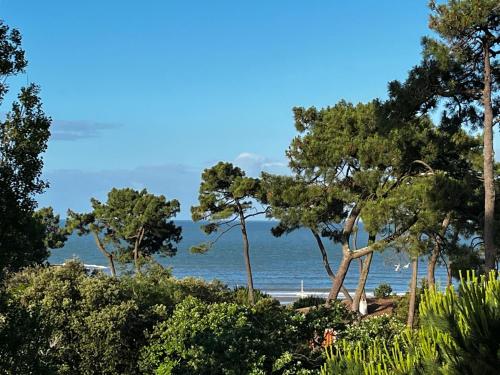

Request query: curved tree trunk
[
  {"left": 326, "top": 252, "right": 352, "bottom": 305},
  {"left": 239, "top": 211, "right": 255, "bottom": 305},
  {"left": 483, "top": 43, "right": 496, "bottom": 273},
  {"left": 311, "top": 229, "right": 352, "bottom": 303},
  {"left": 133, "top": 227, "right": 145, "bottom": 274},
  {"left": 326, "top": 207, "right": 359, "bottom": 306},
  {"left": 352, "top": 252, "right": 373, "bottom": 312},
  {"left": 92, "top": 232, "right": 116, "bottom": 277},
  {"left": 352, "top": 234, "right": 375, "bottom": 311},
  {"left": 407, "top": 256, "right": 418, "bottom": 329},
  {"left": 427, "top": 244, "right": 439, "bottom": 288},
  {"left": 428, "top": 214, "right": 451, "bottom": 288}
]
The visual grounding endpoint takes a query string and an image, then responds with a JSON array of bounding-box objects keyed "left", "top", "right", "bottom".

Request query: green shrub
[
  {"left": 231, "top": 285, "right": 273, "bottom": 306},
  {"left": 140, "top": 295, "right": 353, "bottom": 374},
  {"left": 140, "top": 296, "right": 297, "bottom": 374},
  {"left": 338, "top": 315, "right": 405, "bottom": 348},
  {"left": 292, "top": 295, "right": 326, "bottom": 309},
  {"left": 0, "top": 290, "right": 53, "bottom": 374},
  {"left": 4, "top": 261, "right": 160, "bottom": 374},
  {"left": 373, "top": 283, "right": 392, "bottom": 299},
  {"left": 171, "top": 276, "right": 233, "bottom": 305},
  {"left": 2, "top": 261, "right": 235, "bottom": 374}
]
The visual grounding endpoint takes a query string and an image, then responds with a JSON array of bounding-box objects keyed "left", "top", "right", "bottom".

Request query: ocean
[{"left": 49, "top": 220, "right": 448, "bottom": 300}]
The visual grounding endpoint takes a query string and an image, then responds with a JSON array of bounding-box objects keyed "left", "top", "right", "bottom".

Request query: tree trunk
[
  {"left": 447, "top": 261, "right": 452, "bottom": 288},
  {"left": 239, "top": 212, "right": 255, "bottom": 305},
  {"left": 352, "top": 234, "right": 375, "bottom": 311},
  {"left": 483, "top": 43, "right": 496, "bottom": 273},
  {"left": 428, "top": 214, "right": 451, "bottom": 288},
  {"left": 133, "top": 227, "right": 145, "bottom": 275},
  {"left": 326, "top": 252, "right": 352, "bottom": 305},
  {"left": 311, "top": 229, "right": 352, "bottom": 302},
  {"left": 326, "top": 207, "right": 359, "bottom": 305},
  {"left": 92, "top": 232, "right": 116, "bottom": 277},
  {"left": 407, "top": 256, "right": 418, "bottom": 329},
  {"left": 352, "top": 252, "right": 373, "bottom": 312}
]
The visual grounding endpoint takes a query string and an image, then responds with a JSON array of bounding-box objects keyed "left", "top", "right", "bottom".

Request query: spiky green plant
[{"left": 321, "top": 271, "right": 500, "bottom": 375}]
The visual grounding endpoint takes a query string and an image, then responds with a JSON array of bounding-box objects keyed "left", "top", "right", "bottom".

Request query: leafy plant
[
  {"left": 338, "top": 315, "right": 405, "bottom": 348},
  {"left": 373, "top": 283, "right": 393, "bottom": 299},
  {"left": 140, "top": 297, "right": 292, "bottom": 374},
  {"left": 231, "top": 286, "right": 273, "bottom": 306},
  {"left": 292, "top": 295, "right": 327, "bottom": 309}
]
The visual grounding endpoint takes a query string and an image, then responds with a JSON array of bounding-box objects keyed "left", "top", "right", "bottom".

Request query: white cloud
[{"left": 233, "top": 152, "right": 289, "bottom": 177}]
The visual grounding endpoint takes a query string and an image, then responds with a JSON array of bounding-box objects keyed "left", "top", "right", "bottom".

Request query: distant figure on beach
[{"left": 359, "top": 296, "right": 368, "bottom": 316}]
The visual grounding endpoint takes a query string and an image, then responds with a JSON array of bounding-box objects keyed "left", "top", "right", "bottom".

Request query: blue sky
[{"left": 1, "top": 0, "right": 472, "bottom": 219}]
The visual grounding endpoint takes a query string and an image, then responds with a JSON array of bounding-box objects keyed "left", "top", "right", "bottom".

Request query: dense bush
[
  {"left": 231, "top": 285, "right": 273, "bottom": 306},
  {"left": 373, "top": 283, "right": 392, "bottom": 299},
  {"left": 338, "top": 315, "right": 405, "bottom": 348},
  {"left": 0, "top": 290, "right": 51, "bottom": 374},
  {"left": 139, "top": 297, "right": 293, "bottom": 374},
  {"left": 3, "top": 262, "right": 165, "bottom": 374},
  {"left": 140, "top": 296, "right": 355, "bottom": 374},
  {"left": 0, "top": 261, "right": 356, "bottom": 374},
  {"left": 0, "top": 261, "right": 233, "bottom": 374},
  {"left": 292, "top": 295, "right": 327, "bottom": 309},
  {"left": 7, "top": 262, "right": 497, "bottom": 375}
]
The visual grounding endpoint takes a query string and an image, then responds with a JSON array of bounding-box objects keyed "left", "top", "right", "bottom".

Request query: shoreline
[{"left": 265, "top": 290, "right": 408, "bottom": 305}]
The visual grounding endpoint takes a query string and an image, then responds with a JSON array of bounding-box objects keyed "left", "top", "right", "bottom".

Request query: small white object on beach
[
  {"left": 359, "top": 297, "right": 368, "bottom": 316},
  {"left": 297, "top": 280, "right": 307, "bottom": 297}
]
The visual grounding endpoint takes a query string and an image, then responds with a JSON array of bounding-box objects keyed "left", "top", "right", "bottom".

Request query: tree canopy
[
  {"left": 191, "top": 162, "right": 267, "bottom": 304},
  {"left": 0, "top": 21, "right": 54, "bottom": 272}
]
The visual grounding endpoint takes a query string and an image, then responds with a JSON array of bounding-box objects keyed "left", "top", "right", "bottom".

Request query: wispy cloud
[
  {"left": 38, "top": 153, "right": 290, "bottom": 219},
  {"left": 233, "top": 152, "right": 289, "bottom": 176},
  {"left": 50, "top": 120, "right": 121, "bottom": 141}
]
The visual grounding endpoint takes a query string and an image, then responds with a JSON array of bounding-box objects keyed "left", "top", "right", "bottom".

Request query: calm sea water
[{"left": 49, "top": 220, "right": 448, "bottom": 297}]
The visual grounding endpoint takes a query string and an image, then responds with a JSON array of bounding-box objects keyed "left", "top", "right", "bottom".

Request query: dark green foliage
[
  {"left": 140, "top": 295, "right": 354, "bottom": 374},
  {"left": 33, "top": 207, "right": 69, "bottom": 250},
  {"left": 292, "top": 295, "right": 327, "bottom": 309},
  {"left": 425, "top": 0, "right": 499, "bottom": 271},
  {"left": 373, "top": 283, "right": 393, "bottom": 299},
  {"left": 231, "top": 285, "right": 273, "bottom": 306},
  {"left": 169, "top": 276, "right": 233, "bottom": 305},
  {"left": 0, "top": 290, "right": 52, "bottom": 374},
  {"left": 449, "top": 244, "right": 483, "bottom": 279},
  {"left": 338, "top": 315, "right": 405, "bottom": 349},
  {"left": 67, "top": 188, "right": 182, "bottom": 274},
  {"left": 0, "top": 20, "right": 55, "bottom": 273},
  {"left": 0, "top": 85, "right": 52, "bottom": 271},
  {"left": 139, "top": 297, "right": 287, "bottom": 374},
  {"left": 98, "top": 188, "right": 182, "bottom": 260},
  {"left": 191, "top": 162, "right": 266, "bottom": 304},
  {"left": 295, "top": 303, "right": 356, "bottom": 347},
  {"left": 191, "top": 162, "right": 264, "bottom": 228},
  {"left": 1, "top": 261, "right": 236, "bottom": 374},
  {"left": 4, "top": 262, "right": 151, "bottom": 374}
]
